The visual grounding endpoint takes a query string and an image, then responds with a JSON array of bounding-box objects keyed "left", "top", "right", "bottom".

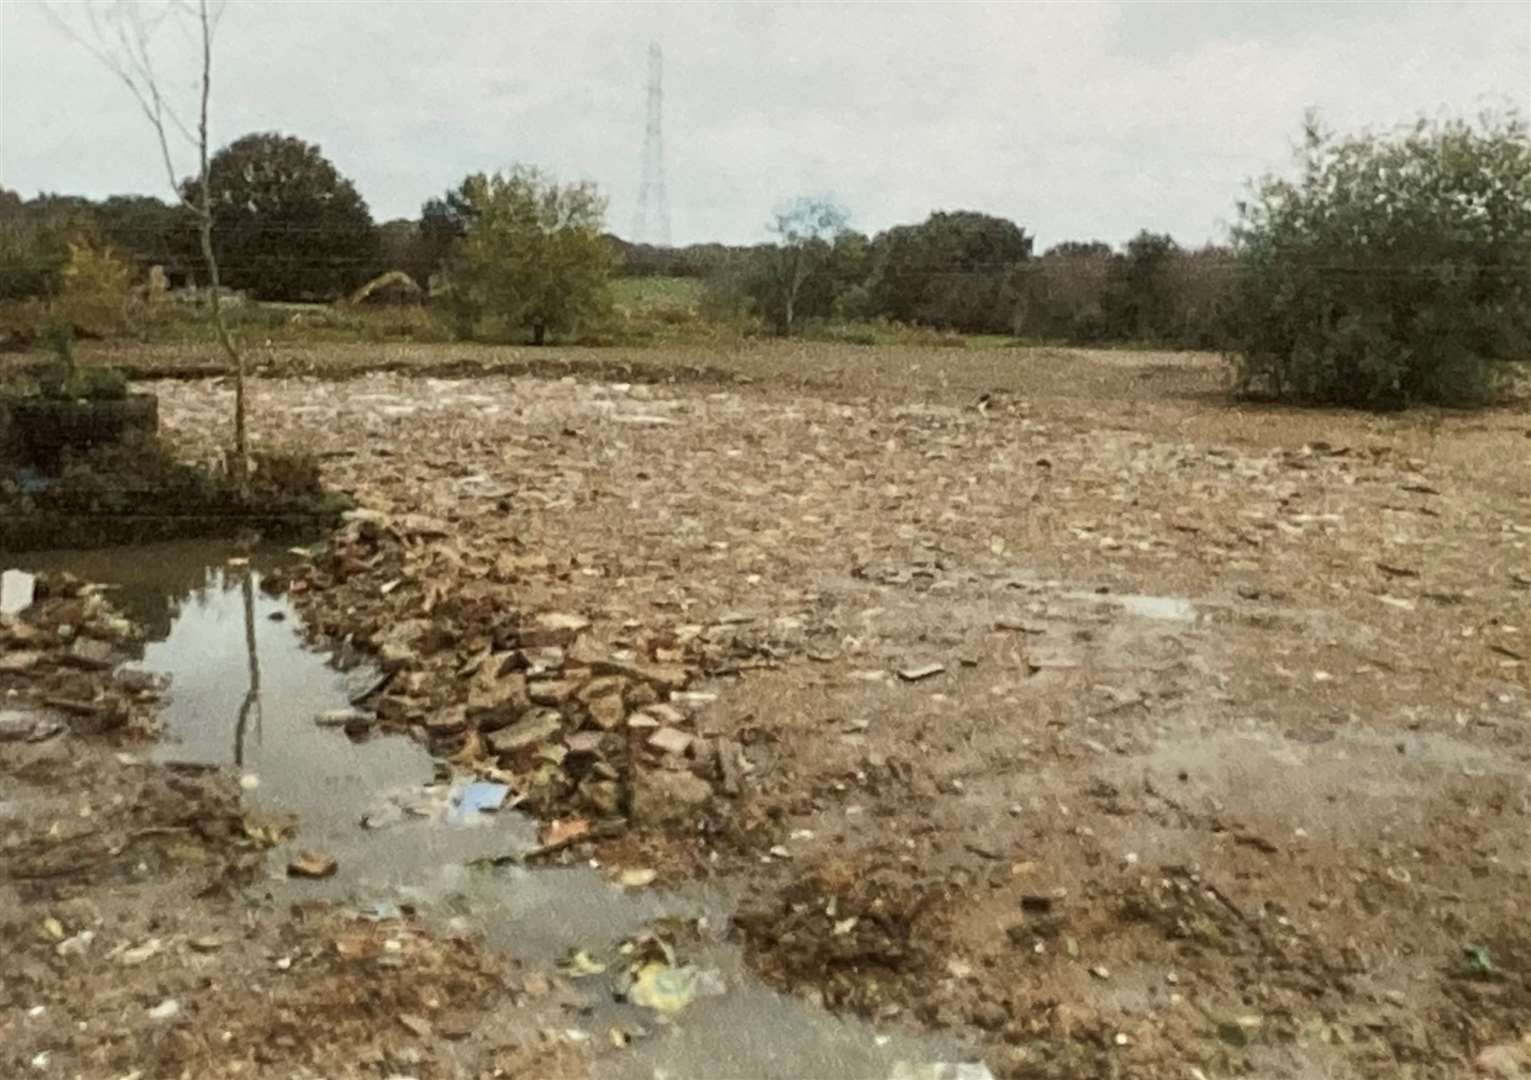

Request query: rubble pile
[
  {"left": 286, "top": 508, "right": 758, "bottom": 830},
  {"left": 0, "top": 570, "right": 162, "bottom": 737}
]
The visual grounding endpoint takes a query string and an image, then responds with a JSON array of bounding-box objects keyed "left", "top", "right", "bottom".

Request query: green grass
[
  {"left": 610, "top": 276, "right": 704, "bottom": 314},
  {"left": 4, "top": 275, "right": 1019, "bottom": 356}
]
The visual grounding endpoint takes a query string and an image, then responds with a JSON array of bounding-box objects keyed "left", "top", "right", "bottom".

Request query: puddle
[
  {"left": 403, "top": 862, "right": 973, "bottom": 1080},
  {"left": 15, "top": 541, "right": 989, "bottom": 1080},
  {"left": 12, "top": 542, "right": 536, "bottom": 889},
  {"left": 1067, "top": 590, "right": 1196, "bottom": 621}
]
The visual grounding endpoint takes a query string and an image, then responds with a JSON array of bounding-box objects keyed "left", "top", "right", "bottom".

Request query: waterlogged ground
[
  {"left": 5, "top": 342, "right": 1531, "bottom": 1078},
  {"left": 2, "top": 543, "right": 983, "bottom": 1079}
]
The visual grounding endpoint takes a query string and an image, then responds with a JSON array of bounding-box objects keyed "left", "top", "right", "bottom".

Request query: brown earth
[
  {"left": 7, "top": 340, "right": 1531, "bottom": 1079},
  {"left": 0, "top": 577, "right": 585, "bottom": 1080}
]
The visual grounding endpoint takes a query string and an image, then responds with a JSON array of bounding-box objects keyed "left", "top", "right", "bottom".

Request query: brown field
[{"left": 6, "top": 340, "right": 1531, "bottom": 1079}]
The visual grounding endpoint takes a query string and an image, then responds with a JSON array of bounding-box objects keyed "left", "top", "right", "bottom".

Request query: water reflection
[{"left": 12, "top": 541, "right": 536, "bottom": 888}]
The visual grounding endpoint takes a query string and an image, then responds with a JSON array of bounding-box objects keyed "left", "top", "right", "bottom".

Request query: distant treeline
[
  {"left": 614, "top": 223, "right": 1234, "bottom": 348},
  {"left": 3, "top": 130, "right": 1232, "bottom": 348}
]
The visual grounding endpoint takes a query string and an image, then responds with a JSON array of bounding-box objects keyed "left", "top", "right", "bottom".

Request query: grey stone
[
  {"left": 488, "top": 709, "right": 563, "bottom": 755},
  {"left": 64, "top": 637, "right": 115, "bottom": 670},
  {"left": 647, "top": 727, "right": 694, "bottom": 757},
  {"left": 634, "top": 768, "right": 712, "bottom": 823},
  {"left": 0, "top": 650, "right": 43, "bottom": 674}
]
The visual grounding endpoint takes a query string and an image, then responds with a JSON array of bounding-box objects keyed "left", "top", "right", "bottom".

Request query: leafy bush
[
  {"left": 440, "top": 167, "right": 614, "bottom": 345},
  {"left": 1226, "top": 110, "right": 1531, "bottom": 409},
  {"left": 865, "top": 211, "right": 1032, "bottom": 334},
  {"left": 57, "top": 241, "right": 134, "bottom": 338},
  {"left": 0, "top": 190, "right": 98, "bottom": 302},
  {"left": 35, "top": 365, "right": 128, "bottom": 402}
]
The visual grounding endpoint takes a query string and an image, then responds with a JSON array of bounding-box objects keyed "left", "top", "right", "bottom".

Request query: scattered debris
[
  {"left": 620, "top": 867, "right": 658, "bottom": 888},
  {"left": 558, "top": 949, "right": 608, "bottom": 978},
  {"left": 625, "top": 961, "right": 726, "bottom": 1014},
  {"left": 287, "top": 851, "right": 339, "bottom": 879},
  {"left": 1463, "top": 944, "right": 1496, "bottom": 978},
  {"left": 539, "top": 817, "right": 591, "bottom": 848},
  {"left": 447, "top": 780, "right": 513, "bottom": 822},
  {"left": 146, "top": 999, "right": 180, "bottom": 1022},
  {"left": 647, "top": 726, "right": 695, "bottom": 757},
  {"left": 1, "top": 569, "right": 37, "bottom": 616}
]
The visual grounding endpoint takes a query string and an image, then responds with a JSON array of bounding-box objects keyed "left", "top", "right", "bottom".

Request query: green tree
[
  {"left": 190, "top": 132, "right": 377, "bottom": 301},
  {"left": 867, "top": 211, "right": 1033, "bottom": 333},
  {"left": 1227, "top": 110, "right": 1531, "bottom": 408},
  {"left": 417, "top": 179, "right": 479, "bottom": 291},
  {"left": 1019, "top": 241, "right": 1114, "bottom": 341},
  {"left": 0, "top": 190, "right": 98, "bottom": 302},
  {"left": 1104, "top": 230, "right": 1183, "bottom": 341},
  {"left": 444, "top": 167, "right": 614, "bottom": 345},
  {"left": 374, "top": 218, "right": 430, "bottom": 290},
  {"left": 1164, "top": 244, "right": 1237, "bottom": 350},
  {"left": 755, "top": 197, "right": 851, "bottom": 336},
  {"left": 94, "top": 194, "right": 193, "bottom": 280}
]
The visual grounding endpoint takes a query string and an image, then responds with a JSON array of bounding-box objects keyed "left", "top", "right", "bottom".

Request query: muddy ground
[{"left": 5, "top": 342, "right": 1531, "bottom": 1079}]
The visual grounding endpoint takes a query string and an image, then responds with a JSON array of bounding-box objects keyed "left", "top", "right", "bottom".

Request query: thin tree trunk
[
  {"left": 195, "top": 0, "right": 246, "bottom": 482},
  {"left": 234, "top": 568, "right": 262, "bottom": 767},
  {"left": 47, "top": 1, "right": 249, "bottom": 481},
  {"left": 778, "top": 247, "right": 801, "bottom": 337}
]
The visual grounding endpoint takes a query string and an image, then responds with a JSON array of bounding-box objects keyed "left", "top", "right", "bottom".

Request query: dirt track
[{"left": 7, "top": 342, "right": 1531, "bottom": 1078}]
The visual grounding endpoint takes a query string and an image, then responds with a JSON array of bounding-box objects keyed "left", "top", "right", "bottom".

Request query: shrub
[
  {"left": 58, "top": 240, "right": 135, "bottom": 338},
  {"left": 865, "top": 211, "right": 1032, "bottom": 334},
  {"left": 1226, "top": 110, "right": 1531, "bottom": 409},
  {"left": 440, "top": 167, "right": 614, "bottom": 345}
]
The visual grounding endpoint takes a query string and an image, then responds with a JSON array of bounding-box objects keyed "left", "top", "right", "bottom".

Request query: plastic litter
[
  {"left": 445, "top": 780, "right": 512, "bottom": 825},
  {"left": 1, "top": 569, "right": 37, "bottom": 617},
  {"left": 625, "top": 961, "right": 726, "bottom": 1014},
  {"left": 1, "top": 572, "right": 37, "bottom": 615}
]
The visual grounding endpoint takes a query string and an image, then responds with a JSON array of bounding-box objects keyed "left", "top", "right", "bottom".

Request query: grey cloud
[{"left": 1, "top": 1, "right": 1525, "bottom": 248}]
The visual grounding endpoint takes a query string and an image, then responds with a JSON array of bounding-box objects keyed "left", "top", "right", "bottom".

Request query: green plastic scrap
[{"left": 1462, "top": 944, "right": 1495, "bottom": 977}]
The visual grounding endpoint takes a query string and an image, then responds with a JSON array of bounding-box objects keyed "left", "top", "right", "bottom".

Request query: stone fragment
[
  {"left": 529, "top": 678, "right": 584, "bottom": 706},
  {"left": 576, "top": 675, "right": 628, "bottom": 704},
  {"left": 634, "top": 768, "right": 712, "bottom": 823},
  {"left": 587, "top": 658, "right": 690, "bottom": 693},
  {"left": 287, "top": 851, "right": 338, "bottom": 879},
  {"left": 488, "top": 709, "right": 563, "bottom": 755},
  {"left": 521, "top": 611, "right": 590, "bottom": 647},
  {"left": 647, "top": 727, "right": 694, "bottom": 757},
  {"left": 585, "top": 693, "right": 627, "bottom": 731},
  {"left": 425, "top": 707, "right": 467, "bottom": 736},
  {"left": 0, "top": 650, "right": 43, "bottom": 674},
  {"left": 565, "top": 731, "right": 604, "bottom": 755},
  {"left": 64, "top": 637, "right": 115, "bottom": 670}
]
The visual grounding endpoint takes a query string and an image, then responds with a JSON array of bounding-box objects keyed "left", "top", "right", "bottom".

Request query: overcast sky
[{"left": 2, "top": 1, "right": 1527, "bottom": 249}]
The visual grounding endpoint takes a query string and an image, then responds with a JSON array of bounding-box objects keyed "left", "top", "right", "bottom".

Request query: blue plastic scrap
[{"left": 446, "top": 780, "right": 512, "bottom": 824}]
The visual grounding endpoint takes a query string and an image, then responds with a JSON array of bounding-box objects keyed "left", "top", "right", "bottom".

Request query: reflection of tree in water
[
  {"left": 19, "top": 542, "right": 273, "bottom": 766},
  {"left": 234, "top": 569, "right": 263, "bottom": 766},
  {"left": 16, "top": 542, "right": 273, "bottom": 647}
]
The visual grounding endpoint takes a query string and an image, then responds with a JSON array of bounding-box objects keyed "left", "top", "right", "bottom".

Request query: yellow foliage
[{"left": 58, "top": 241, "right": 135, "bottom": 337}]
